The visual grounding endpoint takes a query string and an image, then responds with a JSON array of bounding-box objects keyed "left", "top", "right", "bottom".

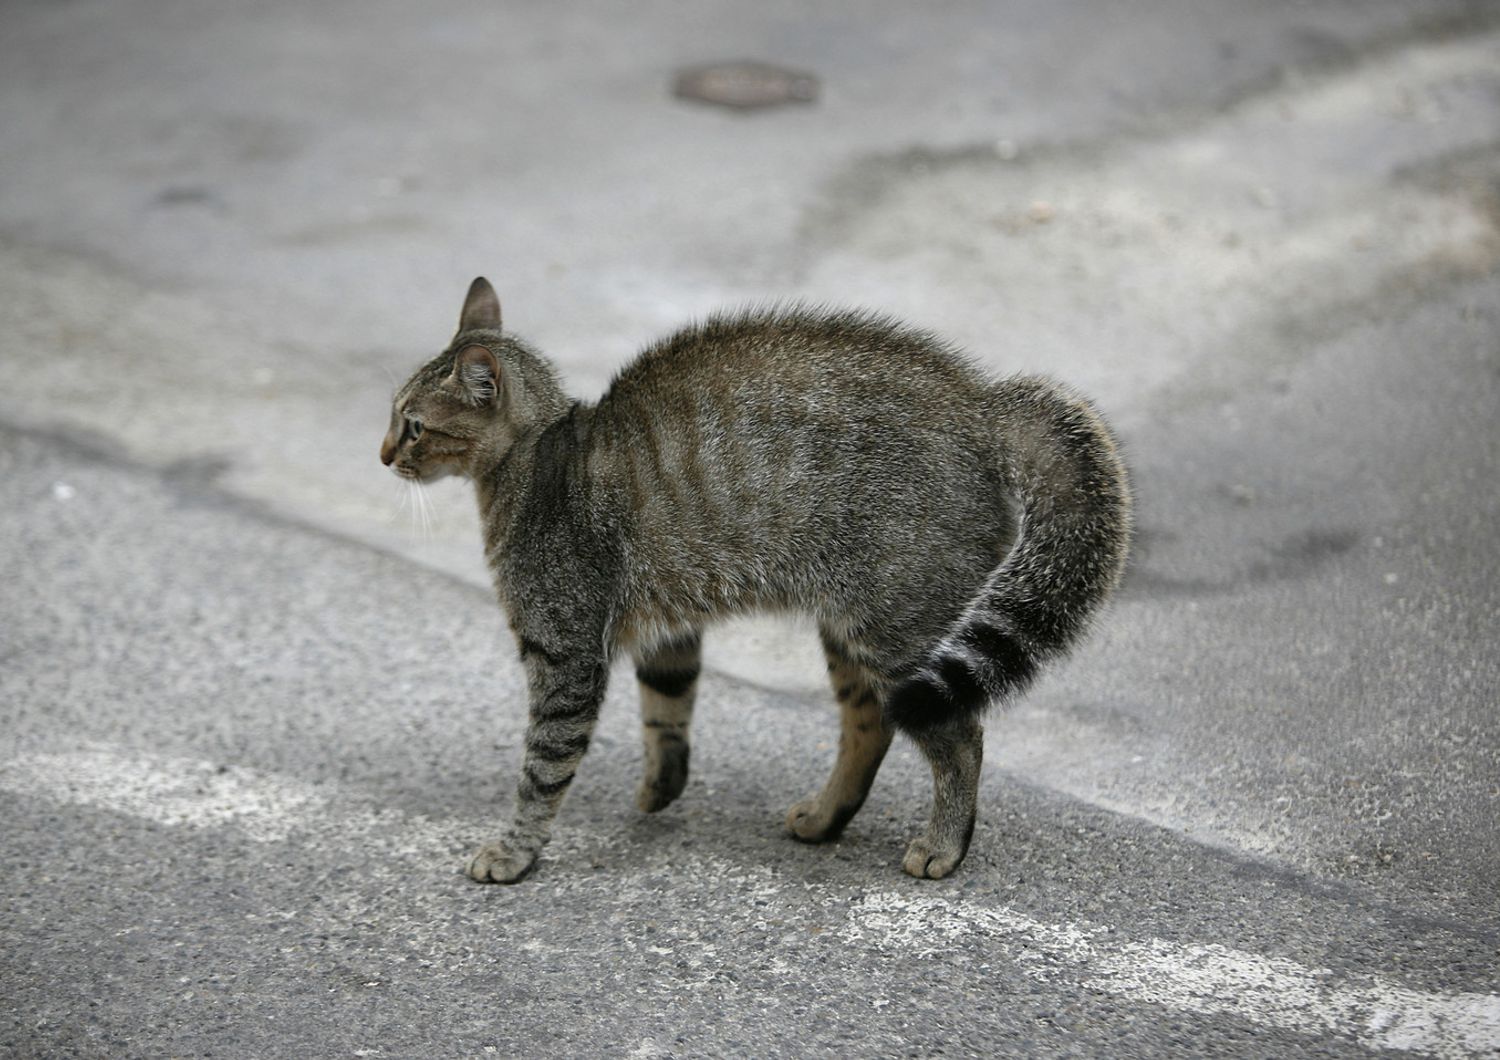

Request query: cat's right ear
[
  {"left": 459, "top": 277, "right": 502, "bottom": 333},
  {"left": 453, "top": 344, "right": 500, "bottom": 405}
]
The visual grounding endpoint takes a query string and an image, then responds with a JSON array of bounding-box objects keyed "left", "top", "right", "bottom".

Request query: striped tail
[{"left": 885, "top": 377, "right": 1132, "bottom": 734}]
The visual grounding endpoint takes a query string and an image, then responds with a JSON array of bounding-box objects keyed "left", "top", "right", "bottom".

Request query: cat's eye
[{"left": 405, "top": 417, "right": 423, "bottom": 440}]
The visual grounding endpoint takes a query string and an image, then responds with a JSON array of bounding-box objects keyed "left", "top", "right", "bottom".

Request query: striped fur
[
  {"left": 634, "top": 631, "right": 701, "bottom": 813},
  {"left": 885, "top": 380, "right": 1131, "bottom": 732},
  {"left": 382, "top": 278, "right": 1131, "bottom": 884}
]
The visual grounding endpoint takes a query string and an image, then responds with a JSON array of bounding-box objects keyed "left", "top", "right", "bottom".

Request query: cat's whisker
[
  {"left": 414, "top": 478, "right": 435, "bottom": 539},
  {"left": 410, "top": 481, "right": 425, "bottom": 538}
]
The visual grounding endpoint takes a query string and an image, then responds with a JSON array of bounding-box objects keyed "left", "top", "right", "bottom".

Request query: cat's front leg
[{"left": 468, "top": 642, "right": 609, "bottom": 884}]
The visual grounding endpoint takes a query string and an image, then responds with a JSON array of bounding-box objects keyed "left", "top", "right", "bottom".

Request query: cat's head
[{"left": 381, "top": 277, "right": 550, "bottom": 482}]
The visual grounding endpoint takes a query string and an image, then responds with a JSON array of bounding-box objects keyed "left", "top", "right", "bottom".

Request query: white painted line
[
  {"left": 840, "top": 893, "right": 1500, "bottom": 1059},
  {"left": 3, "top": 747, "right": 1497, "bottom": 1058},
  {"left": 0, "top": 747, "right": 456, "bottom": 858},
  {"left": 0, "top": 748, "right": 323, "bottom": 842}
]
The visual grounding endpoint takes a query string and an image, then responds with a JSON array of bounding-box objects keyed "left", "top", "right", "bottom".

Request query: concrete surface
[{"left": 1, "top": 0, "right": 1498, "bottom": 1056}]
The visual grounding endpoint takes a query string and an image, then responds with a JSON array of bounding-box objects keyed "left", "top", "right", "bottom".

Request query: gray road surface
[{"left": 1, "top": 1, "right": 1497, "bottom": 1056}]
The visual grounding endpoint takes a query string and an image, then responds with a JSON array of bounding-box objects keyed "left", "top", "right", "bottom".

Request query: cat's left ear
[
  {"left": 453, "top": 344, "right": 500, "bottom": 405},
  {"left": 459, "top": 277, "right": 502, "bottom": 333}
]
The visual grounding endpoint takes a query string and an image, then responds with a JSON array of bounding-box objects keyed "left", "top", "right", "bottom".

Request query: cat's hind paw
[
  {"left": 785, "top": 797, "right": 856, "bottom": 843},
  {"left": 635, "top": 750, "right": 689, "bottom": 813},
  {"left": 467, "top": 841, "right": 537, "bottom": 884},
  {"left": 901, "top": 835, "right": 966, "bottom": 879}
]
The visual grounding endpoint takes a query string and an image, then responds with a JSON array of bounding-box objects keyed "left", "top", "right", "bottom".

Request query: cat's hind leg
[
  {"left": 786, "top": 633, "right": 893, "bottom": 842},
  {"left": 900, "top": 715, "right": 983, "bottom": 879},
  {"left": 633, "top": 630, "right": 701, "bottom": 813}
]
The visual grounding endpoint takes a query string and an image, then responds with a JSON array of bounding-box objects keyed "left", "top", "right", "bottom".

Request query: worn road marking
[
  {"left": 0, "top": 747, "right": 455, "bottom": 856},
  {"left": 3, "top": 747, "right": 1497, "bottom": 1058},
  {"left": 0, "top": 747, "right": 323, "bottom": 841},
  {"left": 840, "top": 893, "right": 1500, "bottom": 1059}
]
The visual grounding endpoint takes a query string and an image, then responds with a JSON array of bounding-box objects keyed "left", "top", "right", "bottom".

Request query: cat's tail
[{"left": 885, "top": 376, "right": 1132, "bottom": 734}]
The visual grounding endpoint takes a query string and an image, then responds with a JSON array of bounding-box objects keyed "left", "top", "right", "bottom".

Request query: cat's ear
[
  {"left": 453, "top": 343, "right": 500, "bottom": 405},
  {"left": 459, "top": 277, "right": 502, "bottom": 333}
]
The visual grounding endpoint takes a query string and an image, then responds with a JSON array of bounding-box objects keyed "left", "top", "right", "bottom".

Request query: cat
[{"left": 381, "top": 277, "right": 1131, "bottom": 883}]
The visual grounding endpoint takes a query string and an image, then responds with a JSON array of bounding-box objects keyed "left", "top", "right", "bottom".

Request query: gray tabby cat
[{"left": 381, "top": 278, "right": 1131, "bottom": 883}]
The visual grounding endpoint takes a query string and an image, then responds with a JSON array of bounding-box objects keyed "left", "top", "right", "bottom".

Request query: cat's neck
[
  {"left": 469, "top": 342, "right": 573, "bottom": 529},
  {"left": 471, "top": 401, "right": 584, "bottom": 557}
]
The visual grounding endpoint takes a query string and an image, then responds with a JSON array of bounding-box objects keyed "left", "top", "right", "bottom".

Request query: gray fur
[{"left": 381, "top": 277, "right": 1132, "bottom": 882}]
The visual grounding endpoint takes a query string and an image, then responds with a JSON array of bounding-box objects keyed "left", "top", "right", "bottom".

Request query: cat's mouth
[{"left": 394, "top": 464, "right": 458, "bottom": 485}]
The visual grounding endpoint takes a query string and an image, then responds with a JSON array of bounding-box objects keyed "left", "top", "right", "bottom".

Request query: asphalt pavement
[{"left": 1, "top": 1, "right": 1497, "bottom": 1057}]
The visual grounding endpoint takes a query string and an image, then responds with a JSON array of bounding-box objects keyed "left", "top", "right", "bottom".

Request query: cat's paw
[
  {"left": 636, "top": 776, "right": 683, "bottom": 813},
  {"left": 635, "top": 751, "right": 689, "bottom": 813},
  {"left": 466, "top": 841, "right": 537, "bottom": 884},
  {"left": 901, "top": 835, "right": 966, "bottom": 879},
  {"left": 785, "top": 797, "right": 851, "bottom": 843}
]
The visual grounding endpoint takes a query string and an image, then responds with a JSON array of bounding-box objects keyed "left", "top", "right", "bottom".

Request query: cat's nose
[{"left": 380, "top": 435, "right": 396, "bottom": 465}]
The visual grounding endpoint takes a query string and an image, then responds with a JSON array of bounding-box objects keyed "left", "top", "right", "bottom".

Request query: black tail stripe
[
  {"left": 636, "top": 666, "right": 700, "bottom": 698},
  {"left": 959, "top": 622, "right": 1040, "bottom": 694},
  {"left": 884, "top": 674, "right": 950, "bottom": 729},
  {"left": 936, "top": 656, "right": 986, "bottom": 706},
  {"left": 961, "top": 622, "right": 1028, "bottom": 666}
]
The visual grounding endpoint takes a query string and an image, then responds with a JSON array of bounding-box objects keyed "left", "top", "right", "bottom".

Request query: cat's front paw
[
  {"left": 467, "top": 841, "right": 538, "bottom": 884},
  {"left": 901, "top": 835, "right": 966, "bottom": 879}
]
